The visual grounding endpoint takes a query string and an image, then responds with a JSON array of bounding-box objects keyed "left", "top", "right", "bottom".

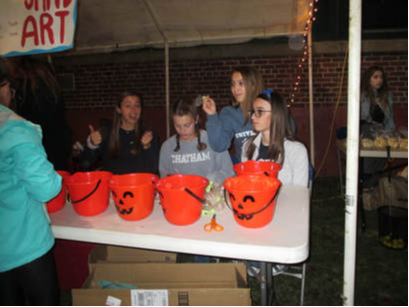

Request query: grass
[
  {"left": 254, "top": 177, "right": 408, "bottom": 306},
  {"left": 179, "top": 177, "right": 407, "bottom": 305},
  {"left": 61, "top": 177, "right": 407, "bottom": 306}
]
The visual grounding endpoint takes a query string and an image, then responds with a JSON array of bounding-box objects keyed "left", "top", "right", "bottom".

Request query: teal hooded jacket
[{"left": 0, "top": 105, "right": 61, "bottom": 272}]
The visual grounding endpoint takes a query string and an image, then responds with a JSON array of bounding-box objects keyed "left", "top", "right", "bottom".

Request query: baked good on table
[
  {"left": 361, "top": 138, "right": 373, "bottom": 148},
  {"left": 387, "top": 137, "right": 400, "bottom": 149},
  {"left": 373, "top": 136, "right": 387, "bottom": 149},
  {"left": 399, "top": 138, "right": 408, "bottom": 150}
]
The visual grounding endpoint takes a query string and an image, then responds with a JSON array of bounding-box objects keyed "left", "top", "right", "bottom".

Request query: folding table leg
[
  {"left": 260, "top": 262, "right": 268, "bottom": 305},
  {"left": 266, "top": 262, "right": 277, "bottom": 306},
  {"left": 258, "top": 262, "right": 278, "bottom": 306},
  {"left": 358, "top": 157, "right": 366, "bottom": 231}
]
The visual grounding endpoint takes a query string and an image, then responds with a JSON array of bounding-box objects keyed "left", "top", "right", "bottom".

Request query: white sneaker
[
  {"left": 247, "top": 264, "right": 289, "bottom": 277},
  {"left": 247, "top": 266, "right": 261, "bottom": 277},
  {"left": 272, "top": 264, "right": 288, "bottom": 276}
]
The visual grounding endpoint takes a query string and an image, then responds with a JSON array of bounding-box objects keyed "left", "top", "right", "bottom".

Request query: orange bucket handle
[
  {"left": 223, "top": 187, "right": 280, "bottom": 221},
  {"left": 71, "top": 179, "right": 101, "bottom": 205}
]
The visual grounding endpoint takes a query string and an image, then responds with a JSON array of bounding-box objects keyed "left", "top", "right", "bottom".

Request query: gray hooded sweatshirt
[{"left": 159, "top": 130, "right": 235, "bottom": 182}]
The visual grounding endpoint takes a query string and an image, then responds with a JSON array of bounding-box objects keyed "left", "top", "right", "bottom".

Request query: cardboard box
[
  {"left": 72, "top": 263, "right": 251, "bottom": 306},
  {"left": 88, "top": 245, "right": 177, "bottom": 271}
]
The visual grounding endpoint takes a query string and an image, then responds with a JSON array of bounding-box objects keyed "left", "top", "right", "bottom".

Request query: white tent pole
[
  {"left": 141, "top": 0, "right": 170, "bottom": 137},
  {"left": 307, "top": 26, "right": 315, "bottom": 167},
  {"left": 165, "top": 42, "right": 170, "bottom": 139},
  {"left": 343, "top": 0, "right": 362, "bottom": 305}
]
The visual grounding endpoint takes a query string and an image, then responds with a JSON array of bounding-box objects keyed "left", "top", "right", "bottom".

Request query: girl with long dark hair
[
  {"left": 242, "top": 90, "right": 308, "bottom": 187},
  {"left": 81, "top": 90, "right": 159, "bottom": 174},
  {"left": 360, "top": 66, "right": 395, "bottom": 132},
  {"left": 202, "top": 66, "right": 264, "bottom": 163}
]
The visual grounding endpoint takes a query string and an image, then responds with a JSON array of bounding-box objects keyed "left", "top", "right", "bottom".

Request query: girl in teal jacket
[{"left": 0, "top": 58, "right": 62, "bottom": 305}]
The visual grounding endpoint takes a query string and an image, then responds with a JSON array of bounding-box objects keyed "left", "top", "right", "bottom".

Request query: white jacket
[{"left": 241, "top": 133, "right": 309, "bottom": 187}]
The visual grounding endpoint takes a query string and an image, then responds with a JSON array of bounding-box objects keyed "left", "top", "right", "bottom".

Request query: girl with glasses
[
  {"left": 242, "top": 91, "right": 309, "bottom": 187},
  {"left": 243, "top": 90, "right": 309, "bottom": 277}
]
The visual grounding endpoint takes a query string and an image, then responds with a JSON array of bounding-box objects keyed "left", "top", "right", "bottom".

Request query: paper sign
[
  {"left": 0, "top": 0, "right": 78, "bottom": 57},
  {"left": 130, "top": 290, "right": 169, "bottom": 306}
]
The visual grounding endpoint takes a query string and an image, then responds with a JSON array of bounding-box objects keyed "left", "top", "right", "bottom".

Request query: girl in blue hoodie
[
  {"left": 202, "top": 66, "right": 263, "bottom": 164},
  {"left": 0, "top": 58, "right": 61, "bottom": 305}
]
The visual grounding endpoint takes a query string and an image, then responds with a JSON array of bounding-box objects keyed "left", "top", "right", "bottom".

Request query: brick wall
[{"left": 56, "top": 40, "right": 408, "bottom": 176}]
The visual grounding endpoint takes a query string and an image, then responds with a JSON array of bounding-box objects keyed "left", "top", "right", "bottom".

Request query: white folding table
[{"left": 51, "top": 185, "right": 310, "bottom": 305}]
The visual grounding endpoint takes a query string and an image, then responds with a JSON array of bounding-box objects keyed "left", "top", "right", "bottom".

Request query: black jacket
[{"left": 81, "top": 124, "right": 159, "bottom": 175}]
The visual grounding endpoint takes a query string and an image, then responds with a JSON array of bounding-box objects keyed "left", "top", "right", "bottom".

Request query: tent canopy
[{"left": 73, "top": 0, "right": 310, "bottom": 54}]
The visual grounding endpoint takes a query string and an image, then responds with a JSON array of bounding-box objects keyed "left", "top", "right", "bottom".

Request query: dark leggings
[{"left": 0, "top": 248, "right": 60, "bottom": 306}]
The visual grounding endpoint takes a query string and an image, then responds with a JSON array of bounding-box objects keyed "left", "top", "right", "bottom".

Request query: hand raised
[
  {"left": 89, "top": 124, "right": 102, "bottom": 146},
  {"left": 202, "top": 96, "right": 217, "bottom": 115},
  {"left": 141, "top": 130, "right": 153, "bottom": 149}
]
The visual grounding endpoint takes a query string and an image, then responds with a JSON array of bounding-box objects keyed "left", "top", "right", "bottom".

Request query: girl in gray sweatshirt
[{"left": 159, "top": 99, "right": 235, "bottom": 182}]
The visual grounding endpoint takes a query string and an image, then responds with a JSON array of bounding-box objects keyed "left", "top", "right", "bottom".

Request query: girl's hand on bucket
[
  {"left": 89, "top": 125, "right": 102, "bottom": 146},
  {"left": 141, "top": 130, "right": 153, "bottom": 149}
]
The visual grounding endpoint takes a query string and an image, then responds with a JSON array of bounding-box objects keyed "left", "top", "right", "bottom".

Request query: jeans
[{"left": 194, "top": 255, "right": 211, "bottom": 263}]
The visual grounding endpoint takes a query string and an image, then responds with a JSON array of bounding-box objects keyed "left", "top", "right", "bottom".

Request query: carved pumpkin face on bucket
[
  {"left": 109, "top": 173, "right": 158, "bottom": 221},
  {"left": 112, "top": 190, "right": 135, "bottom": 215},
  {"left": 224, "top": 175, "right": 281, "bottom": 228},
  {"left": 228, "top": 193, "right": 257, "bottom": 220}
]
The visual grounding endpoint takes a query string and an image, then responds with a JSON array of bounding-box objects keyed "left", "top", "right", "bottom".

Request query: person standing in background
[
  {"left": 360, "top": 66, "right": 395, "bottom": 132},
  {"left": 360, "top": 66, "right": 396, "bottom": 187}
]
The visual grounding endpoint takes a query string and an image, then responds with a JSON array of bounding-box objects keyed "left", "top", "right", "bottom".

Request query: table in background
[{"left": 336, "top": 139, "right": 408, "bottom": 230}]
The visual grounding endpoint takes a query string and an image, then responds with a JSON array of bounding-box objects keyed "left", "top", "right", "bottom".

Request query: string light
[{"left": 288, "top": 0, "right": 319, "bottom": 107}]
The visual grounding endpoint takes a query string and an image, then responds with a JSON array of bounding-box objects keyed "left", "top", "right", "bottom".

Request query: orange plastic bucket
[
  {"left": 234, "top": 160, "right": 282, "bottom": 178},
  {"left": 109, "top": 173, "right": 159, "bottom": 221},
  {"left": 46, "top": 171, "right": 71, "bottom": 213},
  {"left": 156, "top": 174, "right": 209, "bottom": 225},
  {"left": 224, "top": 175, "right": 281, "bottom": 228},
  {"left": 66, "top": 171, "right": 112, "bottom": 216}
]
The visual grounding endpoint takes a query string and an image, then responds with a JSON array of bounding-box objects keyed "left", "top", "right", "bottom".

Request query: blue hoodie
[
  {"left": 0, "top": 105, "right": 61, "bottom": 272},
  {"left": 205, "top": 106, "right": 254, "bottom": 162}
]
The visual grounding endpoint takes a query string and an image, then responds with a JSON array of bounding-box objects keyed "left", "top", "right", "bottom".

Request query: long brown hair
[
  {"left": 361, "top": 66, "right": 390, "bottom": 110},
  {"left": 7, "top": 57, "right": 61, "bottom": 105},
  {"left": 0, "top": 57, "right": 14, "bottom": 109},
  {"left": 246, "top": 92, "right": 295, "bottom": 164},
  {"left": 108, "top": 91, "right": 144, "bottom": 158},
  {"left": 231, "top": 66, "right": 263, "bottom": 125},
  {"left": 172, "top": 99, "right": 206, "bottom": 152}
]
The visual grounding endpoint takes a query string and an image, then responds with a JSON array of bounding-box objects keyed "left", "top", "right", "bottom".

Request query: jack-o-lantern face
[
  {"left": 112, "top": 190, "right": 134, "bottom": 215},
  {"left": 229, "top": 193, "right": 256, "bottom": 220}
]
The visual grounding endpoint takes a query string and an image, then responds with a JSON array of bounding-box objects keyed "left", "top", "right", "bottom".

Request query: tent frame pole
[
  {"left": 141, "top": 0, "right": 171, "bottom": 137},
  {"left": 308, "top": 26, "right": 315, "bottom": 166},
  {"left": 165, "top": 43, "right": 170, "bottom": 138},
  {"left": 343, "top": 0, "right": 361, "bottom": 305}
]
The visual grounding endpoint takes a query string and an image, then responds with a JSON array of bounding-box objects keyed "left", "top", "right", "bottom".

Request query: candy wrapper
[{"left": 202, "top": 181, "right": 226, "bottom": 216}]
